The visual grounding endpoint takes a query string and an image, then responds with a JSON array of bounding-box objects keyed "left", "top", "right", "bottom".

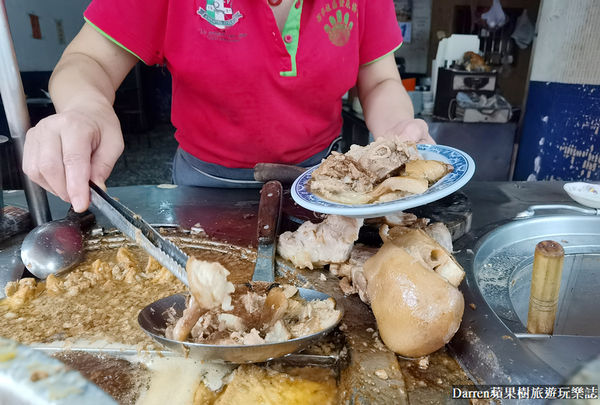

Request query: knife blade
[
  {"left": 89, "top": 181, "right": 189, "bottom": 286},
  {"left": 251, "top": 181, "right": 283, "bottom": 283}
]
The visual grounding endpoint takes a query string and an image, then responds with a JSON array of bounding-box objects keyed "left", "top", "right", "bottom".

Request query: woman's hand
[
  {"left": 23, "top": 104, "right": 124, "bottom": 212},
  {"left": 22, "top": 23, "right": 138, "bottom": 212},
  {"left": 377, "top": 118, "right": 435, "bottom": 144}
]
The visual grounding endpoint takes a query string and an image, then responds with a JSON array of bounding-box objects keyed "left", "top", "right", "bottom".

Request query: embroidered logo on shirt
[
  {"left": 197, "top": 0, "right": 242, "bottom": 30},
  {"left": 317, "top": 1, "right": 358, "bottom": 46}
]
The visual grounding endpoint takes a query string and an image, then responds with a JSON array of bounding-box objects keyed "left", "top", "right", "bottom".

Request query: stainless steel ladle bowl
[
  {"left": 20, "top": 209, "right": 95, "bottom": 279},
  {"left": 138, "top": 289, "right": 343, "bottom": 363}
]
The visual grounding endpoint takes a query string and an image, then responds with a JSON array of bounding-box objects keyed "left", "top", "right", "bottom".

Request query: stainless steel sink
[
  {"left": 475, "top": 215, "right": 600, "bottom": 337},
  {"left": 450, "top": 213, "right": 600, "bottom": 386}
]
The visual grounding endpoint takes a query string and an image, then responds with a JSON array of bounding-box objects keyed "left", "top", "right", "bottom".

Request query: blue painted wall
[{"left": 514, "top": 81, "right": 600, "bottom": 181}]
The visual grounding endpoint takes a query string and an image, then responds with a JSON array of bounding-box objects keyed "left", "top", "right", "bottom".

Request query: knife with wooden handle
[
  {"left": 251, "top": 180, "right": 283, "bottom": 283},
  {"left": 89, "top": 181, "right": 189, "bottom": 286}
]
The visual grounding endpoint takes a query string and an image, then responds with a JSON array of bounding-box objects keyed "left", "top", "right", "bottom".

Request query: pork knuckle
[{"left": 364, "top": 242, "right": 464, "bottom": 357}]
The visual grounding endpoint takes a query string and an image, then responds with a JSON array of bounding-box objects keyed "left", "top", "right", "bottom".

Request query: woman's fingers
[
  {"left": 89, "top": 123, "right": 124, "bottom": 192},
  {"left": 38, "top": 129, "right": 70, "bottom": 202},
  {"left": 60, "top": 124, "right": 94, "bottom": 212},
  {"left": 378, "top": 118, "right": 436, "bottom": 145},
  {"left": 22, "top": 108, "right": 123, "bottom": 212},
  {"left": 398, "top": 119, "right": 435, "bottom": 144},
  {"left": 23, "top": 121, "right": 65, "bottom": 199}
]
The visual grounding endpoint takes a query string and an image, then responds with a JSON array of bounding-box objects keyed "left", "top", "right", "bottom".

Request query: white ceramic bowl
[{"left": 563, "top": 182, "right": 600, "bottom": 208}]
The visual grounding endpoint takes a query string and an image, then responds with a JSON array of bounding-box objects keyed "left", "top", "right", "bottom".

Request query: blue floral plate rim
[{"left": 291, "top": 144, "right": 476, "bottom": 218}]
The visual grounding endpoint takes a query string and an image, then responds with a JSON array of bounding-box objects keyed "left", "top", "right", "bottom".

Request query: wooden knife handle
[
  {"left": 257, "top": 181, "right": 283, "bottom": 244},
  {"left": 527, "top": 240, "right": 564, "bottom": 334},
  {"left": 253, "top": 163, "right": 307, "bottom": 184}
]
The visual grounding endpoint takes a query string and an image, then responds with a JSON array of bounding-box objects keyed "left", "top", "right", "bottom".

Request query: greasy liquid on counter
[
  {"left": 1, "top": 236, "right": 474, "bottom": 404},
  {"left": 0, "top": 245, "right": 254, "bottom": 346}
]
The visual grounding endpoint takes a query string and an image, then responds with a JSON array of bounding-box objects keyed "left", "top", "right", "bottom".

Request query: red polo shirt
[{"left": 84, "top": 0, "right": 402, "bottom": 168}]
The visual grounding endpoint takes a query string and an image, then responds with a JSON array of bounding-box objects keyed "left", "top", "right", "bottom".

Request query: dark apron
[{"left": 172, "top": 137, "right": 342, "bottom": 188}]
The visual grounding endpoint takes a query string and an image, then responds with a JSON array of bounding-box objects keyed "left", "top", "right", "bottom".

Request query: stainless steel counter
[
  {"left": 2, "top": 181, "right": 574, "bottom": 240},
  {"left": 2, "top": 181, "right": 598, "bottom": 394}
]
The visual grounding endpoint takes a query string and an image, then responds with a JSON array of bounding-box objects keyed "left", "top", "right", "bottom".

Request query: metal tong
[{"left": 89, "top": 181, "right": 189, "bottom": 286}]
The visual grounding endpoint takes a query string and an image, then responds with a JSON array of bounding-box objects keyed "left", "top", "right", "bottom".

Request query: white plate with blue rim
[{"left": 291, "top": 144, "right": 476, "bottom": 218}]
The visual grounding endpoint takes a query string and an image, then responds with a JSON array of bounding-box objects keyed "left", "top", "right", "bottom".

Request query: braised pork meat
[
  {"left": 166, "top": 259, "right": 341, "bottom": 345},
  {"left": 309, "top": 140, "right": 453, "bottom": 204},
  {"left": 344, "top": 138, "right": 421, "bottom": 181},
  {"left": 277, "top": 215, "right": 364, "bottom": 270}
]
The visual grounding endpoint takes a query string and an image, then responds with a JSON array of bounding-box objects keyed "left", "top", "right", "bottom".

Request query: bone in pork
[
  {"left": 344, "top": 139, "right": 421, "bottom": 182},
  {"left": 329, "top": 245, "right": 377, "bottom": 303},
  {"left": 379, "top": 226, "right": 464, "bottom": 287},
  {"left": 423, "top": 222, "right": 453, "bottom": 253},
  {"left": 331, "top": 221, "right": 455, "bottom": 304},
  {"left": 170, "top": 295, "right": 205, "bottom": 341}
]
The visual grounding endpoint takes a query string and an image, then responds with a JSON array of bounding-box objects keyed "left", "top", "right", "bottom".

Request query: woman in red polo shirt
[{"left": 23, "top": 0, "right": 433, "bottom": 212}]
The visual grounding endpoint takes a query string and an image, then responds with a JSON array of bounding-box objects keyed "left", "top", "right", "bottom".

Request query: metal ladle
[{"left": 20, "top": 208, "right": 95, "bottom": 279}]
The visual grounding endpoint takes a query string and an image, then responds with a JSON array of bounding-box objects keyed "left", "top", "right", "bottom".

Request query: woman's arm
[
  {"left": 23, "top": 23, "right": 138, "bottom": 211},
  {"left": 356, "top": 53, "right": 434, "bottom": 144}
]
